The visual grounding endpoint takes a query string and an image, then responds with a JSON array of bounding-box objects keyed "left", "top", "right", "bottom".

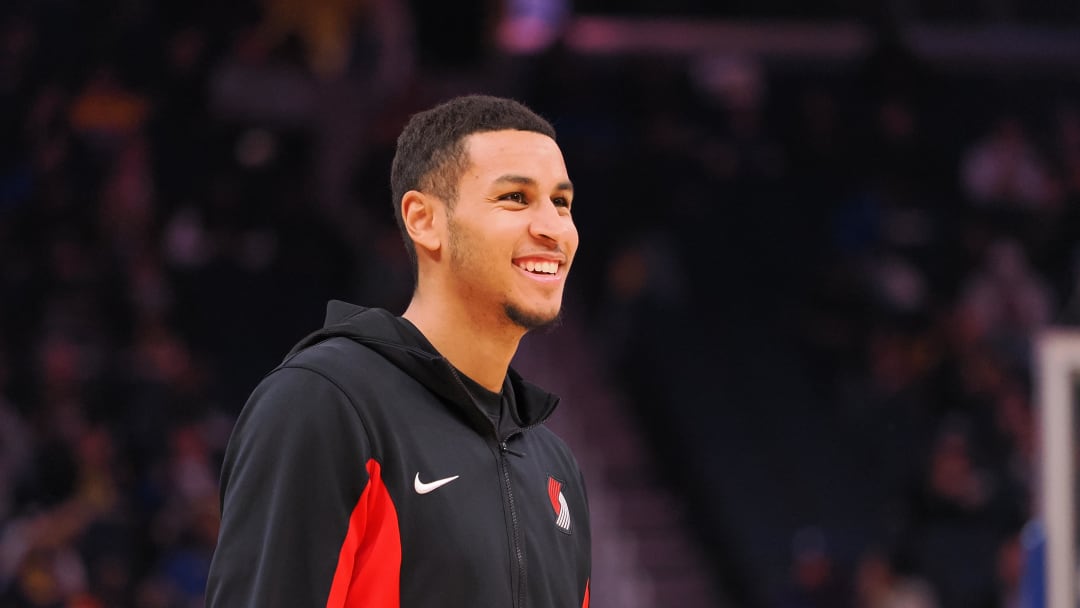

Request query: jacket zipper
[
  {"left": 446, "top": 364, "right": 528, "bottom": 608},
  {"left": 499, "top": 440, "right": 526, "bottom": 608}
]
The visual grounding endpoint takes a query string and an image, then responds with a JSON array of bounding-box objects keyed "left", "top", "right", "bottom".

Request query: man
[{"left": 206, "top": 95, "right": 592, "bottom": 607}]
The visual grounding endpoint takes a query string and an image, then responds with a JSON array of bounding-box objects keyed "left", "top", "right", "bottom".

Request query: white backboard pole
[{"left": 1037, "top": 330, "right": 1080, "bottom": 608}]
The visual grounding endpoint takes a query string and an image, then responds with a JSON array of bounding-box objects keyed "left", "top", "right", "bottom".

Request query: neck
[{"left": 402, "top": 290, "right": 525, "bottom": 393}]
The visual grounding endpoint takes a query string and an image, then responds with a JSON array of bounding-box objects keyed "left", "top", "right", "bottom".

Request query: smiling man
[{"left": 207, "top": 95, "right": 591, "bottom": 608}]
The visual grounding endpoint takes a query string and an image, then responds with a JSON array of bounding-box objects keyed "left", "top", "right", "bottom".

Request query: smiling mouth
[{"left": 514, "top": 260, "right": 559, "bottom": 275}]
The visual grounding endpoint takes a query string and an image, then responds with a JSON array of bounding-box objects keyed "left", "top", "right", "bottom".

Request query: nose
[{"left": 529, "top": 199, "right": 576, "bottom": 244}]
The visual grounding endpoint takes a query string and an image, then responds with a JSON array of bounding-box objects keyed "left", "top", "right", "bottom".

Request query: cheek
[{"left": 454, "top": 231, "right": 507, "bottom": 278}]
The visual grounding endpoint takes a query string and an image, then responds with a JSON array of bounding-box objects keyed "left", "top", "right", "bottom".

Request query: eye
[
  {"left": 499, "top": 192, "right": 527, "bottom": 204},
  {"left": 553, "top": 196, "right": 572, "bottom": 210}
]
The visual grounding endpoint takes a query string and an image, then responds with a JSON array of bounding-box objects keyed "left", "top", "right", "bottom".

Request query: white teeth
[{"left": 516, "top": 261, "right": 558, "bottom": 275}]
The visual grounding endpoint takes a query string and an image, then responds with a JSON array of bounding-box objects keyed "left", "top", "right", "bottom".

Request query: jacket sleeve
[{"left": 206, "top": 365, "right": 376, "bottom": 608}]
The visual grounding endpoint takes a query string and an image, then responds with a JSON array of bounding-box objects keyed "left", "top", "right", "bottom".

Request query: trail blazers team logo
[{"left": 547, "top": 476, "right": 572, "bottom": 533}]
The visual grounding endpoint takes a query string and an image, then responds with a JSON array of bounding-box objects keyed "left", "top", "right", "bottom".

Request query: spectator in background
[
  {"left": 0, "top": 426, "right": 122, "bottom": 607},
  {"left": 903, "top": 420, "right": 1022, "bottom": 608},
  {"left": 209, "top": 0, "right": 415, "bottom": 215},
  {"left": 961, "top": 117, "right": 1059, "bottom": 210},
  {"left": 959, "top": 237, "right": 1054, "bottom": 366},
  {"left": 853, "top": 549, "right": 938, "bottom": 608},
  {"left": 0, "top": 406, "right": 29, "bottom": 506},
  {"left": 994, "top": 532, "right": 1024, "bottom": 608},
  {"left": 495, "top": 0, "right": 572, "bottom": 56},
  {"left": 690, "top": 53, "right": 786, "bottom": 184},
  {"left": 778, "top": 527, "right": 847, "bottom": 608},
  {"left": 1051, "top": 102, "right": 1080, "bottom": 199},
  {"left": 68, "top": 66, "right": 150, "bottom": 153}
]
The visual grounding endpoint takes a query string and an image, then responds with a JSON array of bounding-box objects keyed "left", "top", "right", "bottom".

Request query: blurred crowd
[
  {"left": 0, "top": 1, "right": 430, "bottom": 605},
  {"left": 1, "top": 0, "right": 1079, "bottom": 607},
  {"left": 778, "top": 50, "right": 1080, "bottom": 608}
]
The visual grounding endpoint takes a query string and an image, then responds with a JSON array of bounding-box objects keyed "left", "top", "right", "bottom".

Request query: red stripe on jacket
[
  {"left": 326, "top": 459, "right": 401, "bottom": 607},
  {"left": 582, "top": 579, "right": 590, "bottom": 608},
  {"left": 548, "top": 477, "right": 561, "bottom": 513}
]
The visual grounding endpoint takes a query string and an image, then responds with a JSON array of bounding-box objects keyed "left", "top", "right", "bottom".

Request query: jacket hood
[{"left": 285, "top": 300, "right": 560, "bottom": 436}]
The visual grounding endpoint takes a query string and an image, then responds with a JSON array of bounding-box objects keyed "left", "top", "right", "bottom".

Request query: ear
[{"left": 402, "top": 190, "right": 442, "bottom": 255}]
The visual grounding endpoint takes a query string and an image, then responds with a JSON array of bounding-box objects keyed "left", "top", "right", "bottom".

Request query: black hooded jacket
[{"left": 206, "top": 301, "right": 591, "bottom": 607}]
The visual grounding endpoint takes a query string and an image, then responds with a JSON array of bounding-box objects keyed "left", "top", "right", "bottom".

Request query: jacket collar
[{"left": 286, "top": 300, "right": 560, "bottom": 438}]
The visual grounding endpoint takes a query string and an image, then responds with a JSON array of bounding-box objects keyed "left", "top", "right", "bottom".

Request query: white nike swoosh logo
[{"left": 414, "top": 472, "right": 460, "bottom": 494}]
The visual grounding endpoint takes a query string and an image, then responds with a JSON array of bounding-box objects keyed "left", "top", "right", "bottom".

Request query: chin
[{"left": 504, "top": 303, "right": 563, "bottom": 332}]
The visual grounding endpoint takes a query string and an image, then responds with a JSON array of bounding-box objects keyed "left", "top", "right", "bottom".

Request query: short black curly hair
[{"left": 390, "top": 95, "right": 557, "bottom": 282}]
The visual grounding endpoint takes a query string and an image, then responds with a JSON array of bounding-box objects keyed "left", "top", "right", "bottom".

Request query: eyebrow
[{"left": 493, "top": 174, "right": 574, "bottom": 193}]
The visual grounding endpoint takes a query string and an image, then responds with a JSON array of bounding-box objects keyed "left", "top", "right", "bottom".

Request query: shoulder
[
  {"left": 277, "top": 336, "right": 410, "bottom": 398},
  {"left": 236, "top": 365, "right": 367, "bottom": 440},
  {"left": 283, "top": 336, "right": 394, "bottom": 377},
  {"left": 263, "top": 336, "right": 430, "bottom": 431},
  {"left": 222, "top": 365, "right": 375, "bottom": 489}
]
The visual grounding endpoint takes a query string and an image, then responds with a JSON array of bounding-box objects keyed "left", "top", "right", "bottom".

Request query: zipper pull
[{"left": 499, "top": 441, "right": 525, "bottom": 457}]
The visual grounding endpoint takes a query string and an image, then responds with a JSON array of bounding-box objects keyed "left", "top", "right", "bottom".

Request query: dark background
[{"left": 1, "top": 0, "right": 1079, "bottom": 606}]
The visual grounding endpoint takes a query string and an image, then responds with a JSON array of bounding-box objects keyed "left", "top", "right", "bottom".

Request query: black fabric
[
  {"left": 394, "top": 316, "right": 505, "bottom": 430},
  {"left": 288, "top": 302, "right": 559, "bottom": 436},
  {"left": 208, "top": 300, "right": 591, "bottom": 608}
]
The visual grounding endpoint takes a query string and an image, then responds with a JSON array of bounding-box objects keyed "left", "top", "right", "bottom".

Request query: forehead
[{"left": 461, "top": 130, "right": 567, "bottom": 181}]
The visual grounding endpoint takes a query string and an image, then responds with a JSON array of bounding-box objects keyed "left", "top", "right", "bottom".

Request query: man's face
[{"left": 444, "top": 129, "right": 578, "bottom": 331}]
